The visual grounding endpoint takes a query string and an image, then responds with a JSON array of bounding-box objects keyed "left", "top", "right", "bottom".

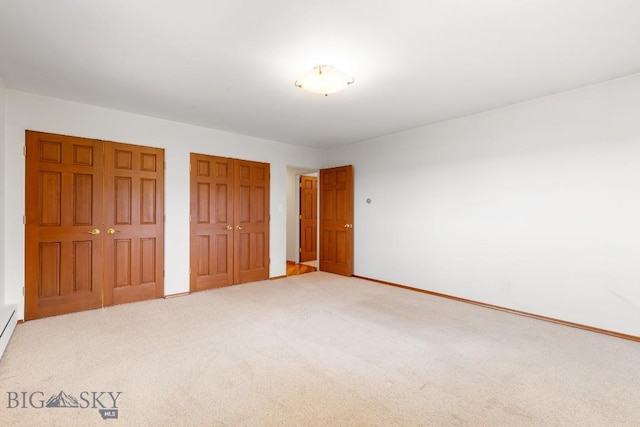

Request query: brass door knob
[
  {"left": 106, "top": 228, "right": 120, "bottom": 235},
  {"left": 236, "top": 225, "right": 244, "bottom": 230},
  {"left": 226, "top": 225, "right": 233, "bottom": 230},
  {"left": 87, "top": 228, "right": 101, "bottom": 235}
]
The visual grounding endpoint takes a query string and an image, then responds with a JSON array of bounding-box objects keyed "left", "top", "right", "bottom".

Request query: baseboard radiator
[{"left": 0, "top": 305, "right": 17, "bottom": 358}]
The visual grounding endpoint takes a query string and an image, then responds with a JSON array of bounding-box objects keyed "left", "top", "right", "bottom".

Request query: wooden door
[
  {"left": 299, "top": 175, "right": 317, "bottom": 262},
  {"left": 234, "top": 160, "right": 270, "bottom": 284},
  {"left": 25, "top": 131, "right": 164, "bottom": 320},
  {"left": 319, "top": 165, "right": 354, "bottom": 276},
  {"left": 103, "top": 143, "right": 165, "bottom": 305},
  {"left": 189, "top": 155, "right": 270, "bottom": 290},
  {"left": 190, "top": 154, "right": 234, "bottom": 291},
  {"left": 25, "top": 131, "right": 104, "bottom": 320}
]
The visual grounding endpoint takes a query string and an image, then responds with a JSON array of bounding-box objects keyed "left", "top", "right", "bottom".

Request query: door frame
[{"left": 288, "top": 167, "right": 318, "bottom": 264}]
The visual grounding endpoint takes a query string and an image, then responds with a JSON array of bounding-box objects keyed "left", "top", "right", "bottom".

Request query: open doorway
[
  {"left": 286, "top": 165, "right": 354, "bottom": 277},
  {"left": 299, "top": 174, "right": 318, "bottom": 264},
  {"left": 286, "top": 167, "right": 318, "bottom": 276}
]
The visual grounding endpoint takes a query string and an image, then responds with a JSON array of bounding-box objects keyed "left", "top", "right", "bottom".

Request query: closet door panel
[
  {"left": 103, "top": 143, "right": 165, "bottom": 305},
  {"left": 190, "top": 154, "right": 234, "bottom": 290},
  {"left": 234, "top": 160, "right": 270, "bottom": 284},
  {"left": 25, "top": 131, "right": 104, "bottom": 320}
]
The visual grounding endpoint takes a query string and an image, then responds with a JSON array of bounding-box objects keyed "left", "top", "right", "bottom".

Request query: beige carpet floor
[{"left": 0, "top": 272, "right": 638, "bottom": 426}]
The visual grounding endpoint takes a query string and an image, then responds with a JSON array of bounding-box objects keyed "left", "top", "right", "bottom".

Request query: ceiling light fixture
[{"left": 294, "top": 65, "right": 354, "bottom": 96}]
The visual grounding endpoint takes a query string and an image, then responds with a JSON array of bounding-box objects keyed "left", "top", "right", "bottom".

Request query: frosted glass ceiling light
[{"left": 295, "top": 65, "right": 354, "bottom": 96}]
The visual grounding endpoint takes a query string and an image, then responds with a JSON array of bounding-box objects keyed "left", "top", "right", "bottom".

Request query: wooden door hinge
[
  {"left": 23, "top": 146, "right": 27, "bottom": 156},
  {"left": 299, "top": 248, "right": 302, "bottom": 253}
]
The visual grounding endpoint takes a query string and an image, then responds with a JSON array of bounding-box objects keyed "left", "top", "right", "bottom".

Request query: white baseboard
[{"left": 0, "top": 305, "right": 17, "bottom": 358}]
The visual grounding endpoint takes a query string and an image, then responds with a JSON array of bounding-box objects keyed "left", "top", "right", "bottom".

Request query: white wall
[
  {"left": 4, "top": 90, "right": 323, "bottom": 319},
  {"left": 0, "top": 77, "right": 6, "bottom": 308},
  {"left": 325, "top": 73, "right": 640, "bottom": 336}
]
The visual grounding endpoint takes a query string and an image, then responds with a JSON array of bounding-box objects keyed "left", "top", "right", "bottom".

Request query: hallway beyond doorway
[{"left": 286, "top": 260, "right": 316, "bottom": 276}]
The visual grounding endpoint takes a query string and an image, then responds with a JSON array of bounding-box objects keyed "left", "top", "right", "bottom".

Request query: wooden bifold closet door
[
  {"left": 25, "top": 131, "right": 164, "bottom": 320},
  {"left": 190, "top": 153, "right": 270, "bottom": 291}
]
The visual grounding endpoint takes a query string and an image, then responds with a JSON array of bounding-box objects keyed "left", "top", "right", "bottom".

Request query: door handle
[
  {"left": 106, "top": 228, "right": 120, "bottom": 235},
  {"left": 226, "top": 225, "right": 233, "bottom": 230},
  {"left": 343, "top": 224, "right": 353, "bottom": 228},
  {"left": 87, "top": 228, "right": 101, "bottom": 235},
  {"left": 236, "top": 225, "right": 244, "bottom": 230}
]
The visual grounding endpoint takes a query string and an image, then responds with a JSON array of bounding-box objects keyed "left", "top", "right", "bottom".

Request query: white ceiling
[{"left": 1, "top": 1, "right": 640, "bottom": 150}]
